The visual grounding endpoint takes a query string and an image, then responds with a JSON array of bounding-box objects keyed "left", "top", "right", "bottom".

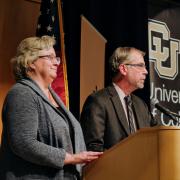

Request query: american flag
[{"left": 36, "top": 0, "right": 69, "bottom": 107}]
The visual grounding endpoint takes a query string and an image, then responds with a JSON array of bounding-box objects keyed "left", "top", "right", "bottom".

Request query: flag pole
[{"left": 57, "top": 0, "right": 69, "bottom": 108}]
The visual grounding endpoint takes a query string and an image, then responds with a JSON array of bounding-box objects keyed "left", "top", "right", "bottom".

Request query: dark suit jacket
[{"left": 80, "top": 84, "right": 156, "bottom": 152}]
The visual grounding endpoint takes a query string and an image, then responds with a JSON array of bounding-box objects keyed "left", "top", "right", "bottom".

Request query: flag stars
[
  {"left": 52, "top": 16, "right": 55, "bottom": 22},
  {"left": 47, "top": 9, "right": 50, "bottom": 14},
  {"left": 52, "top": 34, "right": 56, "bottom": 39},
  {"left": 37, "top": 24, "right": 41, "bottom": 30},
  {"left": 47, "top": 25, "right": 53, "bottom": 32}
]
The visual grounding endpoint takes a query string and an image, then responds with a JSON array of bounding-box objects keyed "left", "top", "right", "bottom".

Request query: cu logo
[{"left": 148, "top": 19, "right": 180, "bottom": 80}]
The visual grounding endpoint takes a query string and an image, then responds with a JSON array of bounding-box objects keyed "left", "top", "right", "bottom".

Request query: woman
[{"left": 0, "top": 36, "right": 102, "bottom": 180}]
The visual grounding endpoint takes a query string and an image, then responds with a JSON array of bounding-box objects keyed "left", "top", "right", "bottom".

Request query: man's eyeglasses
[
  {"left": 38, "top": 55, "right": 61, "bottom": 64},
  {"left": 124, "top": 63, "right": 146, "bottom": 69}
]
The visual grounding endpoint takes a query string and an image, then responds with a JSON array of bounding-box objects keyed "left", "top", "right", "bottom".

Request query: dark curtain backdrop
[{"left": 63, "top": 0, "right": 149, "bottom": 118}]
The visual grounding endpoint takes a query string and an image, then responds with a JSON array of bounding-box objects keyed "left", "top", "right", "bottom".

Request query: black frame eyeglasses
[
  {"left": 124, "top": 63, "right": 146, "bottom": 69},
  {"left": 38, "top": 55, "right": 61, "bottom": 65}
]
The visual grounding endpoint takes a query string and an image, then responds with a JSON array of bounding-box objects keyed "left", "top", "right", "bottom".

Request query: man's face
[{"left": 125, "top": 50, "right": 148, "bottom": 91}]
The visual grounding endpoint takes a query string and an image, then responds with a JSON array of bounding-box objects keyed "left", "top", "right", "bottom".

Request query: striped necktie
[{"left": 124, "top": 95, "right": 136, "bottom": 133}]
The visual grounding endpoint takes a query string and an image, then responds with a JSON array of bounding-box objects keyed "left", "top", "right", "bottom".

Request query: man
[{"left": 80, "top": 47, "right": 157, "bottom": 152}]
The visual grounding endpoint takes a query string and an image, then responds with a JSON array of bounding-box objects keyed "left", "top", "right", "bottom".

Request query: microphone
[{"left": 151, "top": 99, "right": 179, "bottom": 121}]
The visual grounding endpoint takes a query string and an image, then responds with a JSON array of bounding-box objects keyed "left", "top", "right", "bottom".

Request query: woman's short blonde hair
[{"left": 11, "top": 35, "right": 56, "bottom": 81}]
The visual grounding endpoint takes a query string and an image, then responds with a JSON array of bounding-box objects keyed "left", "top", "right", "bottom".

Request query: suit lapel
[{"left": 107, "top": 85, "right": 130, "bottom": 135}]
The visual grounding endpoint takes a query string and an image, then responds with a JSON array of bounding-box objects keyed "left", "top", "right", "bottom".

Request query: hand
[{"left": 64, "top": 151, "right": 103, "bottom": 165}]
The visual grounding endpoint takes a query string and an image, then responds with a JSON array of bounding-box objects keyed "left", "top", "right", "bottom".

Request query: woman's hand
[{"left": 64, "top": 151, "right": 103, "bottom": 165}]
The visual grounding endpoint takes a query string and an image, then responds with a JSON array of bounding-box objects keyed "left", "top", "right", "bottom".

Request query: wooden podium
[{"left": 82, "top": 126, "right": 180, "bottom": 180}]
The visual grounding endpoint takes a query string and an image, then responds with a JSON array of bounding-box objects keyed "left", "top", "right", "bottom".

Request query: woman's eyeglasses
[{"left": 38, "top": 55, "right": 61, "bottom": 64}]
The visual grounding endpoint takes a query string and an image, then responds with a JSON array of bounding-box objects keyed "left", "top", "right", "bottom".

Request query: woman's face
[{"left": 29, "top": 47, "right": 59, "bottom": 83}]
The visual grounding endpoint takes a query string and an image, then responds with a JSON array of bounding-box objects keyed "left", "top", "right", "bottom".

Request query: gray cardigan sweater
[{"left": 0, "top": 78, "right": 86, "bottom": 180}]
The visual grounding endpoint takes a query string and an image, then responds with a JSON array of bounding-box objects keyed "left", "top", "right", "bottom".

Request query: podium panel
[{"left": 83, "top": 126, "right": 180, "bottom": 180}]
